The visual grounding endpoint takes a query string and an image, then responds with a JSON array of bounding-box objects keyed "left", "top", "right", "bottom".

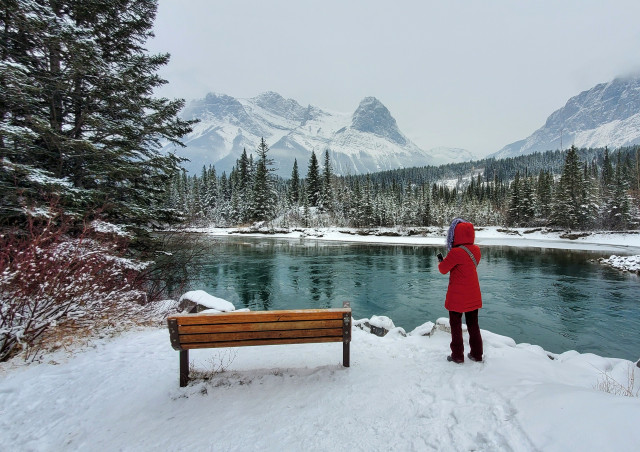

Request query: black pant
[{"left": 449, "top": 309, "right": 483, "bottom": 362}]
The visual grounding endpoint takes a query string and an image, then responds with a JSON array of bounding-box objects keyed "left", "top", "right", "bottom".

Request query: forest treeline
[{"left": 166, "top": 143, "right": 640, "bottom": 231}]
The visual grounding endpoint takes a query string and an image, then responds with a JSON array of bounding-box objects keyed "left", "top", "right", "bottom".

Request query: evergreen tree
[
  {"left": 321, "top": 150, "right": 334, "bottom": 212},
  {"left": 507, "top": 171, "right": 521, "bottom": 226},
  {"left": 604, "top": 152, "right": 631, "bottom": 230},
  {"left": 360, "top": 175, "right": 375, "bottom": 226},
  {"left": 306, "top": 151, "right": 321, "bottom": 207},
  {"left": 552, "top": 146, "right": 586, "bottom": 229},
  {"left": 238, "top": 148, "right": 251, "bottom": 192},
  {"left": 601, "top": 147, "right": 614, "bottom": 187},
  {"left": 535, "top": 170, "right": 553, "bottom": 220},
  {"left": 418, "top": 184, "right": 432, "bottom": 226},
  {"left": 204, "top": 165, "right": 218, "bottom": 216},
  {"left": 290, "top": 159, "right": 300, "bottom": 204},
  {"left": 519, "top": 174, "right": 536, "bottom": 225},
  {"left": 0, "top": 0, "right": 194, "bottom": 233},
  {"left": 251, "top": 138, "right": 276, "bottom": 222}
]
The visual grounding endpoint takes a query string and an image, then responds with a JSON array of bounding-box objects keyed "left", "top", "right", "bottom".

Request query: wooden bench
[{"left": 167, "top": 303, "right": 352, "bottom": 387}]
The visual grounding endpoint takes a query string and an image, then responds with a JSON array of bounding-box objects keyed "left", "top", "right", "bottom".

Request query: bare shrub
[
  {"left": 188, "top": 350, "right": 238, "bottom": 381},
  {"left": 0, "top": 212, "right": 149, "bottom": 361},
  {"left": 595, "top": 364, "right": 639, "bottom": 397},
  {"left": 142, "top": 230, "right": 216, "bottom": 301}
]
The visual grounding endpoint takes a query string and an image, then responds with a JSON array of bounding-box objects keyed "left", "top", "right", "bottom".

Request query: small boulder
[
  {"left": 436, "top": 317, "right": 468, "bottom": 333},
  {"left": 369, "top": 315, "right": 396, "bottom": 337},
  {"left": 409, "top": 321, "right": 436, "bottom": 337},
  {"left": 178, "top": 290, "right": 235, "bottom": 313},
  {"left": 353, "top": 315, "right": 397, "bottom": 337}
]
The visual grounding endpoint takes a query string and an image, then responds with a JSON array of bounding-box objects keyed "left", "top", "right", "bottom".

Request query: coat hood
[{"left": 452, "top": 222, "right": 475, "bottom": 246}]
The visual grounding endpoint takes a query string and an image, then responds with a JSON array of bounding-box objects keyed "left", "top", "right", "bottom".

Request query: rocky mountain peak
[
  {"left": 252, "top": 91, "right": 308, "bottom": 122},
  {"left": 168, "top": 92, "right": 454, "bottom": 176},
  {"left": 492, "top": 75, "right": 640, "bottom": 158},
  {"left": 182, "top": 93, "right": 248, "bottom": 122},
  {"left": 351, "top": 97, "right": 406, "bottom": 146},
  {"left": 545, "top": 76, "right": 640, "bottom": 131}
]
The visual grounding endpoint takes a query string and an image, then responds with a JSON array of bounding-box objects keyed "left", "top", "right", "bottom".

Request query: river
[{"left": 177, "top": 235, "right": 640, "bottom": 361}]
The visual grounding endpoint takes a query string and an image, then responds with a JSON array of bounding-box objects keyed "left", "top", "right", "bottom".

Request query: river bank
[{"left": 184, "top": 225, "right": 640, "bottom": 253}]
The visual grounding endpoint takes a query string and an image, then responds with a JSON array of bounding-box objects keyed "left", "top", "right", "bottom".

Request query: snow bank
[
  {"left": 1, "top": 323, "right": 638, "bottom": 451},
  {"left": 190, "top": 226, "right": 640, "bottom": 254}
]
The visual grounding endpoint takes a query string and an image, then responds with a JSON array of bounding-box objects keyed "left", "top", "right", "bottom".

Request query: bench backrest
[{"left": 167, "top": 308, "right": 352, "bottom": 350}]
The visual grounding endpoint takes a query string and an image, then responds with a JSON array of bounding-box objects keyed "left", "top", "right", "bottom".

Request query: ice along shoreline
[{"left": 182, "top": 225, "right": 640, "bottom": 256}]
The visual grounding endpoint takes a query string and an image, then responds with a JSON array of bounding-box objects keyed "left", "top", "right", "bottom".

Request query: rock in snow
[
  {"left": 598, "top": 255, "right": 640, "bottom": 274},
  {"left": 178, "top": 290, "right": 236, "bottom": 313}
]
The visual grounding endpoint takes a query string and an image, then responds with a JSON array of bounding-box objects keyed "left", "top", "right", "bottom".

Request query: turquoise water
[{"left": 184, "top": 236, "right": 640, "bottom": 361}]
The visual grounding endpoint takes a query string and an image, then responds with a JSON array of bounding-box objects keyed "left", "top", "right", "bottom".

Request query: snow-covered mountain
[
  {"left": 491, "top": 76, "right": 640, "bottom": 159},
  {"left": 166, "top": 92, "right": 470, "bottom": 176}
]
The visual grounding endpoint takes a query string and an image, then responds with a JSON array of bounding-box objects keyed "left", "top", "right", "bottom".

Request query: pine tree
[
  {"left": 238, "top": 149, "right": 251, "bottom": 193},
  {"left": 290, "top": 159, "right": 300, "bottom": 204},
  {"left": 519, "top": 174, "right": 536, "bottom": 225},
  {"left": 251, "top": 138, "right": 276, "bottom": 222},
  {"left": 204, "top": 165, "right": 218, "bottom": 216},
  {"left": 321, "top": 150, "right": 333, "bottom": 212},
  {"left": 601, "top": 147, "right": 614, "bottom": 188},
  {"left": 535, "top": 170, "right": 553, "bottom": 220},
  {"left": 507, "top": 171, "right": 521, "bottom": 226},
  {"left": 552, "top": 146, "right": 586, "bottom": 229},
  {"left": 604, "top": 152, "right": 631, "bottom": 230},
  {"left": 306, "top": 151, "right": 321, "bottom": 207},
  {"left": 0, "top": 0, "right": 194, "bottom": 234}
]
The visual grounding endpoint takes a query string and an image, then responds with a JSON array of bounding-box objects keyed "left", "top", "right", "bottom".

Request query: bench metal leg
[
  {"left": 179, "top": 350, "right": 189, "bottom": 387},
  {"left": 343, "top": 341, "right": 350, "bottom": 367}
]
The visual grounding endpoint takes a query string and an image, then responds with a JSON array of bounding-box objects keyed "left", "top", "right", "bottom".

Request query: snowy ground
[
  {"left": 1, "top": 322, "right": 638, "bottom": 451},
  {"left": 2, "top": 226, "right": 640, "bottom": 451}
]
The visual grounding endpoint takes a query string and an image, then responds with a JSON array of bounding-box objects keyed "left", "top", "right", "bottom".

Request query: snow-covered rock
[
  {"left": 178, "top": 290, "right": 235, "bottom": 313},
  {"left": 409, "top": 321, "right": 436, "bottom": 337},
  {"left": 598, "top": 255, "right": 640, "bottom": 274},
  {"left": 354, "top": 315, "right": 401, "bottom": 337},
  {"left": 436, "top": 317, "right": 468, "bottom": 334}
]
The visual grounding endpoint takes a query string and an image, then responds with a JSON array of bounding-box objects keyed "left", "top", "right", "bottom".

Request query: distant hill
[
  {"left": 164, "top": 92, "right": 474, "bottom": 176},
  {"left": 492, "top": 76, "right": 640, "bottom": 159}
]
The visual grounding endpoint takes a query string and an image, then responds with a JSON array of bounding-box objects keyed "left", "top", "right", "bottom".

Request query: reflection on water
[{"left": 177, "top": 235, "right": 640, "bottom": 361}]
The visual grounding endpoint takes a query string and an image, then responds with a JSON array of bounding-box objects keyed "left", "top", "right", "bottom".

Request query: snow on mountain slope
[
  {"left": 573, "top": 112, "right": 640, "bottom": 149},
  {"left": 166, "top": 92, "right": 469, "bottom": 176},
  {"left": 492, "top": 76, "right": 640, "bottom": 159}
]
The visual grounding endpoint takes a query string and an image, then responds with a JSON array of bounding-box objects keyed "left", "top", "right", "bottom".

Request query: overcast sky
[{"left": 148, "top": 0, "right": 640, "bottom": 157}]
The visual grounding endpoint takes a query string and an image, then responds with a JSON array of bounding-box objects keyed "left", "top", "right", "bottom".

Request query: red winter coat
[{"left": 438, "top": 222, "right": 482, "bottom": 313}]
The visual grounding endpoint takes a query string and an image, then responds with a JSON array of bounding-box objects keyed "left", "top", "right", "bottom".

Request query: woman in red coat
[{"left": 438, "top": 218, "right": 483, "bottom": 363}]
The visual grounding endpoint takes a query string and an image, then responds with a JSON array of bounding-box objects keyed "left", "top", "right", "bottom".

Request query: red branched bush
[{"left": 0, "top": 213, "right": 149, "bottom": 361}]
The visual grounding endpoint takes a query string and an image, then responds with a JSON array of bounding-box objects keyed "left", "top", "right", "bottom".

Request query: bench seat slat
[
  {"left": 181, "top": 336, "right": 344, "bottom": 349},
  {"left": 170, "top": 309, "right": 349, "bottom": 325},
  {"left": 180, "top": 327, "right": 343, "bottom": 344},
  {"left": 179, "top": 319, "right": 343, "bottom": 334}
]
